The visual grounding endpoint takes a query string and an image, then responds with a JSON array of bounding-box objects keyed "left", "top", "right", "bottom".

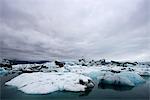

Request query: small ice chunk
[{"left": 0, "top": 68, "right": 8, "bottom": 76}]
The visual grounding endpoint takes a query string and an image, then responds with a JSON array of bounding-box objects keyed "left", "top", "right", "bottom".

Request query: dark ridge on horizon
[
  {"left": 0, "top": 59, "right": 50, "bottom": 65},
  {"left": 1, "top": 58, "right": 150, "bottom": 65}
]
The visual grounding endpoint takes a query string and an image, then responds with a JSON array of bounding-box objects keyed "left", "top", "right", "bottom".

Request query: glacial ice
[
  {"left": 98, "top": 72, "right": 145, "bottom": 86},
  {"left": 4, "top": 59, "right": 149, "bottom": 94},
  {"left": 0, "top": 68, "right": 8, "bottom": 76},
  {"left": 65, "top": 65, "right": 102, "bottom": 79},
  {"left": 5, "top": 72, "right": 94, "bottom": 94},
  {"left": 10, "top": 60, "right": 150, "bottom": 76}
]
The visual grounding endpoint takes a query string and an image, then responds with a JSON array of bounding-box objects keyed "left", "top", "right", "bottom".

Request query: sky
[{"left": 0, "top": 0, "right": 150, "bottom": 61}]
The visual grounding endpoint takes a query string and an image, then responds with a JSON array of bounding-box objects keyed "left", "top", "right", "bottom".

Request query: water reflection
[
  {"left": 59, "top": 88, "right": 93, "bottom": 97},
  {"left": 142, "top": 76, "right": 150, "bottom": 80},
  {"left": 79, "top": 88, "right": 93, "bottom": 96},
  {"left": 98, "top": 83, "right": 134, "bottom": 91}
]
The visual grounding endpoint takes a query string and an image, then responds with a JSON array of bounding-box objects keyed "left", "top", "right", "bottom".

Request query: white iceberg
[
  {"left": 101, "top": 64, "right": 150, "bottom": 76},
  {"left": 5, "top": 72, "right": 94, "bottom": 94},
  {"left": 134, "top": 66, "right": 150, "bottom": 76},
  {"left": 65, "top": 65, "right": 102, "bottom": 79},
  {"left": 98, "top": 72, "right": 145, "bottom": 86},
  {"left": 42, "top": 61, "right": 57, "bottom": 68},
  {"left": 12, "top": 64, "right": 42, "bottom": 71}
]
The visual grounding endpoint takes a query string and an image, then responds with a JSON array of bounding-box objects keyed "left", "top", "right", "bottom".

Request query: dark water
[{"left": 0, "top": 75, "right": 150, "bottom": 100}]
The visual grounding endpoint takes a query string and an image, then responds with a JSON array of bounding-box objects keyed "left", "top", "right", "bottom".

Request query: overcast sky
[{"left": 0, "top": 0, "right": 150, "bottom": 61}]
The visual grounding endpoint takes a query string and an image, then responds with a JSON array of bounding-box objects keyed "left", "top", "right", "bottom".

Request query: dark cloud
[{"left": 0, "top": 0, "right": 149, "bottom": 61}]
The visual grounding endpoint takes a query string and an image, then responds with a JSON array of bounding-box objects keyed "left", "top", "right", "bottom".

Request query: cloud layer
[{"left": 0, "top": 0, "right": 150, "bottom": 61}]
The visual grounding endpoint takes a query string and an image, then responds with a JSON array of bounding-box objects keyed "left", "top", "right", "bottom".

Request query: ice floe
[
  {"left": 65, "top": 65, "right": 102, "bottom": 79},
  {"left": 98, "top": 72, "right": 145, "bottom": 86},
  {"left": 5, "top": 72, "right": 94, "bottom": 94}
]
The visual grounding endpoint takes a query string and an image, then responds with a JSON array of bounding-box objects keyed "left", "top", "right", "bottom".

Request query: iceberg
[
  {"left": 5, "top": 72, "right": 94, "bottom": 94},
  {"left": 134, "top": 66, "right": 150, "bottom": 76},
  {"left": 65, "top": 65, "right": 102, "bottom": 79},
  {"left": 0, "top": 68, "right": 8, "bottom": 76},
  {"left": 98, "top": 72, "right": 145, "bottom": 86}
]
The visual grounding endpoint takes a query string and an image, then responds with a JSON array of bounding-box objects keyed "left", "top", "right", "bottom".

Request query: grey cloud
[{"left": 0, "top": 0, "right": 149, "bottom": 61}]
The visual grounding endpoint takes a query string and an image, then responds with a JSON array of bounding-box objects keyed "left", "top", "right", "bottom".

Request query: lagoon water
[{"left": 1, "top": 75, "right": 150, "bottom": 100}]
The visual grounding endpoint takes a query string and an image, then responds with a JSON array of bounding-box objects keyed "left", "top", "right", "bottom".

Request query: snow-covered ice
[
  {"left": 5, "top": 72, "right": 94, "bottom": 94},
  {"left": 10, "top": 60, "right": 150, "bottom": 76},
  {"left": 65, "top": 65, "right": 102, "bottom": 79}
]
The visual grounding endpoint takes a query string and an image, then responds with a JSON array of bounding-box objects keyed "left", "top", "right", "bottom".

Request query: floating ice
[
  {"left": 6, "top": 72, "right": 94, "bottom": 94},
  {"left": 65, "top": 65, "right": 102, "bottom": 79},
  {"left": 98, "top": 72, "right": 145, "bottom": 86},
  {"left": 0, "top": 68, "right": 8, "bottom": 76}
]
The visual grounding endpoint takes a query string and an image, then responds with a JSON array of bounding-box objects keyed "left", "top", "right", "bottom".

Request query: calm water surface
[{"left": 0, "top": 74, "right": 150, "bottom": 100}]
